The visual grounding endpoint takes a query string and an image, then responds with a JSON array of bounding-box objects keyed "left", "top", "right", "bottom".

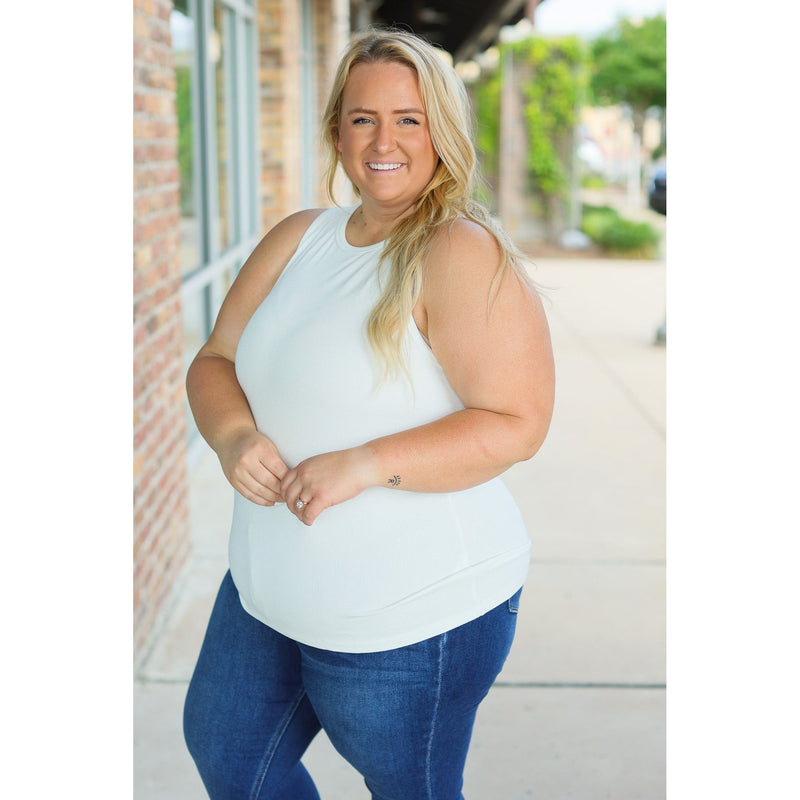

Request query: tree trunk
[{"left": 632, "top": 107, "right": 647, "bottom": 193}]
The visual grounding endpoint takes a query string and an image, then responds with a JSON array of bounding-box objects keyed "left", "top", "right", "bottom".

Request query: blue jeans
[{"left": 184, "top": 571, "right": 521, "bottom": 800}]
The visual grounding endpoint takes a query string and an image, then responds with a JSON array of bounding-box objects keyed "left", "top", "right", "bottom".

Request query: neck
[{"left": 354, "top": 200, "right": 416, "bottom": 240}]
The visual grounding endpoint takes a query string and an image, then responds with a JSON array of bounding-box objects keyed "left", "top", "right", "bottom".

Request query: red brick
[{"left": 133, "top": 0, "right": 190, "bottom": 665}]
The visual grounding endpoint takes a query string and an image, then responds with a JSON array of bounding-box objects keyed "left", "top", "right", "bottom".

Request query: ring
[{"left": 295, "top": 499, "right": 306, "bottom": 510}]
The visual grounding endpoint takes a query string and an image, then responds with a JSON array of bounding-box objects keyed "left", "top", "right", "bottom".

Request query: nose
[{"left": 372, "top": 122, "right": 396, "bottom": 154}]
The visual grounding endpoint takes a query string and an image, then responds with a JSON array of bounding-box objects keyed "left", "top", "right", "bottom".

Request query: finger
[
  {"left": 280, "top": 468, "right": 298, "bottom": 498},
  {"left": 254, "top": 485, "right": 285, "bottom": 504},
  {"left": 290, "top": 494, "right": 311, "bottom": 519},
  {"left": 235, "top": 484, "right": 277, "bottom": 507},
  {"left": 234, "top": 465, "right": 282, "bottom": 497},
  {"left": 283, "top": 477, "right": 309, "bottom": 516},
  {"left": 285, "top": 485, "right": 314, "bottom": 521},
  {"left": 232, "top": 471, "right": 283, "bottom": 504},
  {"left": 299, "top": 504, "right": 315, "bottom": 525},
  {"left": 232, "top": 457, "right": 284, "bottom": 496},
  {"left": 259, "top": 452, "right": 289, "bottom": 482},
  {"left": 299, "top": 497, "right": 326, "bottom": 526},
  {"left": 247, "top": 460, "right": 285, "bottom": 496},
  {"left": 242, "top": 487, "right": 282, "bottom": 506}
]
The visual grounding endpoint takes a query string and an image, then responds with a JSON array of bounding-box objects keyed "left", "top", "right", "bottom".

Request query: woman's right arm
[{"left": 186, "top": 209, "right": 324, "bottom": 506}]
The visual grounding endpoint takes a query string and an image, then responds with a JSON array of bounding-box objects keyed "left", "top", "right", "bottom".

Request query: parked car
[
  {"left": 648, "top": 166, "right": 666, "bottom": 215},
  {"left": 649, "top": 164, "right": 666, "bottom": 345}
]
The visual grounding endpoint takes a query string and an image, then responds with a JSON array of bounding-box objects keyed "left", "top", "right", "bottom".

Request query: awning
[{"left": 356, "top": 0, "right": 547, "bottom": 63}]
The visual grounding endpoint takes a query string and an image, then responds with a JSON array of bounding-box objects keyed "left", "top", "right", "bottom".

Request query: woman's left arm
[{"left": 282, "top": 220, "right": 555, "bottom": 524}]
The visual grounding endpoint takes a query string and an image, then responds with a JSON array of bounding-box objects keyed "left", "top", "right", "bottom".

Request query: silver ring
[{"left": 295, "top": 499, "right": 306, "bottom": 510}]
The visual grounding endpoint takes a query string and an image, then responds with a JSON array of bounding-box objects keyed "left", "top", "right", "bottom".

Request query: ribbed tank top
[{"left": 230, "top": 205, "right": 531, "bottom": 652}]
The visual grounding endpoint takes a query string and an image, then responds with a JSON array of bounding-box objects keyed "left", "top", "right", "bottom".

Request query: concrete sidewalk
[{"left": 134, "top": 256, "right": 666, "bottom": 799}]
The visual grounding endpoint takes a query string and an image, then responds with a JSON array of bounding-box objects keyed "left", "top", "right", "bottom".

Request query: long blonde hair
[{"left": 322, "top": 28, "right": 531, "bottom": 379}]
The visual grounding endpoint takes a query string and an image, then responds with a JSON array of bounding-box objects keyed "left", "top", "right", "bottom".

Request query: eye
[
  {"left": 352, "top": 117, "right": 373, "bottom": 125},
  {"left": 399, "top": 117, "right": 420, "bottom": 125}
]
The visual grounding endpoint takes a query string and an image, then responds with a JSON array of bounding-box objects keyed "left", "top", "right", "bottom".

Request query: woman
[{"left": 183, "top": 28, "right": 555, "bottom": 800}]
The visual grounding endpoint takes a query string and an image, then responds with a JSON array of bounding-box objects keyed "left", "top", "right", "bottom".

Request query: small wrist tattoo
[{"left": 388, "top": 475, "right": 401, "bottom": 486}]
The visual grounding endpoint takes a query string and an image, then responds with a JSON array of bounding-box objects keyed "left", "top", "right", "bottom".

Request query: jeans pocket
[{"left": 506, "top": 587, "right": 522, "bottom": 614}]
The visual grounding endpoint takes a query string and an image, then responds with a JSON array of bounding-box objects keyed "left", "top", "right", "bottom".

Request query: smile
[{"left": 366, "top": 162, "right": 405, "bottom": 171}]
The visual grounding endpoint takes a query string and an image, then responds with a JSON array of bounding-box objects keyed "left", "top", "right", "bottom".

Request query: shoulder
[
  {"left": 423, "top": 217, "right": 503, "bottom": 297},
  {"left": 428, "top": 217, "right": 500, "bottom": 263},
  {"left": 268, "top": 207, "right": 328, "bottom": 247},
  {"left": 244, "top": 208, "right": 328, "bottom": 283}
]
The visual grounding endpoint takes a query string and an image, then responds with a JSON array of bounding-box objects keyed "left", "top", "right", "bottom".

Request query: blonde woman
[{"left": 183, "top": 28, "right": 554, "bottom": 800}]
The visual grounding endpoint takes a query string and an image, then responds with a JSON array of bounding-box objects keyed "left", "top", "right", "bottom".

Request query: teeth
[{"left": 368, "top": 162, "right": 403, "bottom": 171}]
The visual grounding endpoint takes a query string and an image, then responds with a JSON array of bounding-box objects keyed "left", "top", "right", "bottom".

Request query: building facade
[{"left": 134, "top": 0, "right": 190, "bottom": 661}]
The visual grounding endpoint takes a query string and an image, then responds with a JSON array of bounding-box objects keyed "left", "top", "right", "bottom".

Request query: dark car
[{"left": 648, "top": 166, "right": 666, "bottom": 215}]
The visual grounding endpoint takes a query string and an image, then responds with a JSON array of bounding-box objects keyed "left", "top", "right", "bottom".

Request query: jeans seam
[
  {"left": 249, "top": 687, "right": 307, "bottom": 800},
  {"left": 425, "top": 632, "right": 446, "bottom": 800}
]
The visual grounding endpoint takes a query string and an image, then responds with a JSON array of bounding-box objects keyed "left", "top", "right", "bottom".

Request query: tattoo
[{"left": 388, "top": 475, "right": 401, "bottom": 486}]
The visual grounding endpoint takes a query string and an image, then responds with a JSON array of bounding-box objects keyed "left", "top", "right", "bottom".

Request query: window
[
  {"left": 170, "top": 0, "right": 260, "bottom": 467},
  {"left": 172, "top": 2, "right": 201, "bottom": 275}
]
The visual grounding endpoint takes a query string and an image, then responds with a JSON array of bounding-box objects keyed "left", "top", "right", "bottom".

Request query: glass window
[
  {"left": 211, "top": 265, "right": 236, "bottom": 325},
  {"left": 182, "top": 288, "right": 209, "bottom": 430},
  {"left": 212, "top": 2, "right": 232, "bottom": 253},
  {"left": 172, "top": 0, "right": 260, "bottom": 460},
  {"left": 245, "top": 20, "right": 258, "bottom": 237},
  {"left": 171, "top": 1, "right": 201, "bottom": 274}
]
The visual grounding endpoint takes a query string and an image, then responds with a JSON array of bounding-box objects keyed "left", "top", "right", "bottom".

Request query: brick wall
[
  {"left": 258, "top": 0, "right": 301, "bottom": 230},
  {"left": 315, "top": 0, "right": 344, "bottom": 203},
  {"left": 133, "top": 0, "right": 191, "bottom": 662},
  {"left": 319, "top": 0, "right": 358, "bottom": 205},
  {"left": 258, "top": 0, "right": 352, "bottom": 231}
]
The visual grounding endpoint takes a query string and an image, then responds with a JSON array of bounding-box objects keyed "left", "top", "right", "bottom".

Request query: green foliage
[
  {"left": 590, "top": 14, "right": 666, "bottom": 112},
  {"left": 176, "top": 66, "right": 194, "bottom": 215},
  {"left": 581, "top": 204, "right": 618, "bottom": 239},
  {"left": 472, "top": 34, "right": 587, "bottom": 219},
  {"left": 511, "top": 36, "right": 587, "bottom": 200},
  {"left": 581, "top": 203, "right": 660, "bottom": 257},
  {"left": 581, "top": 173, "right": 607, "bottom": 188},
  {"left": 472, "top": 68, "right": 501, "bottom": 187},
  {"left": 651, "top": 142, "right": 667, "bottom": 162}
]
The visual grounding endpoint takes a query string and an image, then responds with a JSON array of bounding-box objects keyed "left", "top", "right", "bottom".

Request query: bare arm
[
  {"left": 282, "top": 219, "right": 555, "bottom": 523},
  {"left": 186, "top": 209, "right": 324, "bottom": 505}
]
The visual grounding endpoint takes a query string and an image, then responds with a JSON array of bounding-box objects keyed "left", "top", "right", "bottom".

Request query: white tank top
[{"left": 230, "top": 205, "right": 530, "bottom": 652}]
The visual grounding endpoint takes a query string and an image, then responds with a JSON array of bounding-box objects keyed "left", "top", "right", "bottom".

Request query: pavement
[{"left": 134, "top": 254, "right": 666, "bottom": 799}]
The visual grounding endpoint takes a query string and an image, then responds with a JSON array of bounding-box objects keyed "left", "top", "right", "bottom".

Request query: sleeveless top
[{"left": 230, "top": 205, "right": 531, "bottom": 652}]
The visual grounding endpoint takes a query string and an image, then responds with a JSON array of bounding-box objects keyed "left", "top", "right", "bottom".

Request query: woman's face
[{"left": 337, "top": 61, "right": 439, "bottom": 213}]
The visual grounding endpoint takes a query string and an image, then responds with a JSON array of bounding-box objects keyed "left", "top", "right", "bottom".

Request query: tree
[
  {"left": 590, "top": 14, "right": 666, "bottom": 149},
  {"left": 472, "top": 35, "right": 587, "bottom": 241}
]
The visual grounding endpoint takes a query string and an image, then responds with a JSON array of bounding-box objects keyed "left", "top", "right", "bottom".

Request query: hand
[
  {"left": 217, "top": 428, "right": 289, "bottom": 506},
  {"left": 281, "top": 446, "right": 377, "bottom": 526}
]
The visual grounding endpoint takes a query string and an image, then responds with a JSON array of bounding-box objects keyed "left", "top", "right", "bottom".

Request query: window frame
[{"left": 175, "top": 0, "right": 261, "bottom": 469}]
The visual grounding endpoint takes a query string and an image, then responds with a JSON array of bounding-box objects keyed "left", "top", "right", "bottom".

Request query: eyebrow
[{"left": 345, "top": 106, "right": 426, "bottom": 116}]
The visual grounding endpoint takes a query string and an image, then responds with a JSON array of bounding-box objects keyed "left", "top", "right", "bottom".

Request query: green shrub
[
  {"left": 581, "top": 204, "right": 660, "bottom": 257},
  {"left": 581, "top": 204, "right": 618, "bottom": 239},
  {"left": 581, "top": 173, "right": 607, "bottom": 188},
  {"left": 601, "top": 218, "right": 659, "bottom": 252}
]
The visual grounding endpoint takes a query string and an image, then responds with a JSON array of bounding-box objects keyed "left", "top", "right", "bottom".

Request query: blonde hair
[{"left": 322, "top": 28, "right": 531, "bottom": 380}]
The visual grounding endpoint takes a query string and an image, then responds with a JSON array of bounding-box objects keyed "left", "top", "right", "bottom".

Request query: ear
[{"left": 336, "top": 136, "right": 342, "bottom": 153}]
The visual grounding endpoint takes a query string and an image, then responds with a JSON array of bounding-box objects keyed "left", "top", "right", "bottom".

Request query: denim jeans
[{"left": 184, "top": 571, "right": 521, "bottom": 800}]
